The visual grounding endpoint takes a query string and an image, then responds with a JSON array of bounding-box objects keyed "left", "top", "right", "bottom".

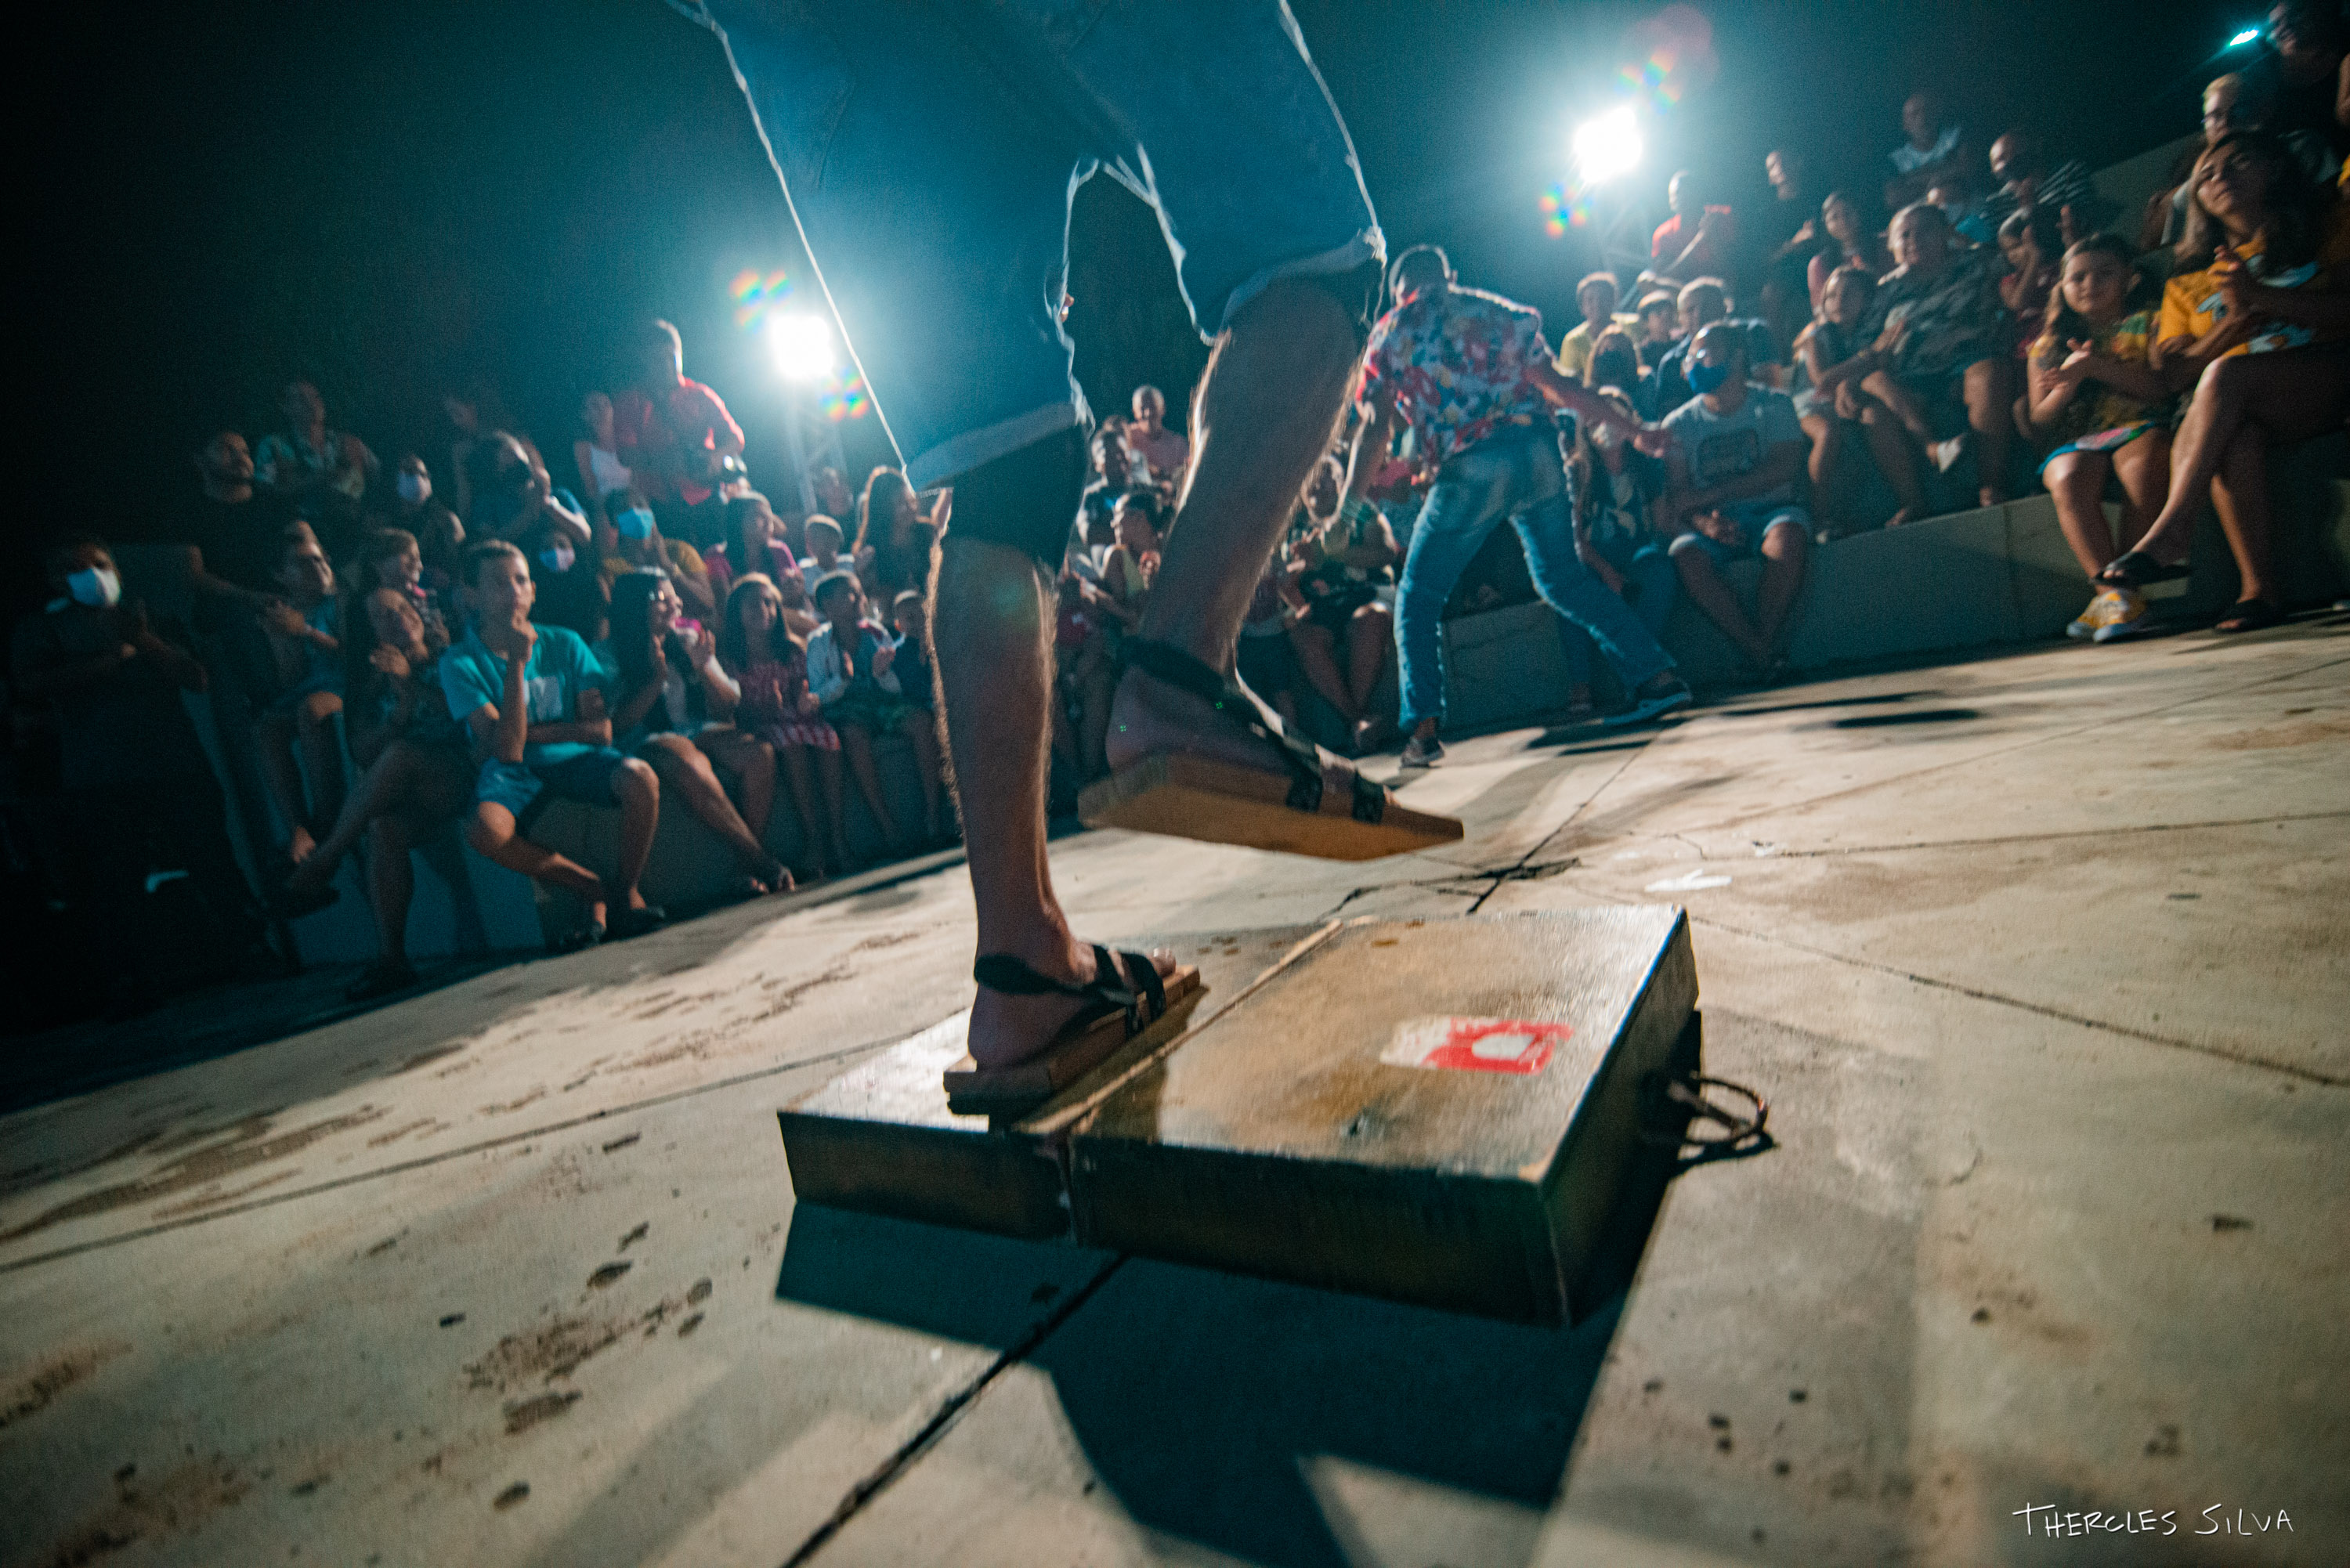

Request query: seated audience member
[
  {"left": 1807, "top": 191, "right": 1893, "bottom": 313},
  {"left": 1928, "top": 175, "right": 1993, "bottom": 244},
  {"left": 1794, "top": 267, "right": 1931, "bottom": 530},
  {"left": 1560, "top": 374, "right": 1679, "bottom": 716},
  {"left": 807, "top": 572, "right": 945, "bottom": 850},
  {"left": 1759, "top": 149, "right": 1823, "bottom": 350},
  {"left": 442, "top": 378, "right": 545, "bottom": 526},
  {"left": 613, "top": 318, "right": 746, "bottom": 544},
  {"left": 1094, "top": 489, "right": 1166, "bottom": 636},
  {"left": 1235, "top": 544, "right": 1303, "bottom": 732},
  {"left": 1998, "top": 206, "right": 2066, "bottom": 359},
  {"left": 1284, "top": 456, "right": 1398, "bottom": 749},
  {"left": 2163, "top": 71, "right": 2341, "bottom": 247},
  {"left": 1633, "top": 291, "right": 1683, "bottom": 372},
  {"left": 2102, "top": 132, "right": 2348, "bottom": 630},
  {"left": 812, "top": 465, "right": 856, "bottom": 525},
  {"left": 11, "top": 538, "right": 267, "bottom": 998},
  {"left": 176, "top": 431, "right": 286, "bottom": 608},
  {"left": 384, "top": 453, "right": 465, "bottom": 594},
  {"left": 1076, "top": 426, "right": 1143, "bottom": 558},
  {"left": 1050, "top": 550, "right": 1115, "bottom": 788},
  {"left": 602, "top": 571, "right": 790, "bottom": 895},
  {"left": 2023, "top": 236, "right": 2175, "bottom": 644},
  {"left": 443, "top": 540, "right": 663, "bottom": 948},
  {"left": 255, "top": 379, "right": 378, "bottom": 557},
  {"left": 1585, "top": 326, "right": 1660, "bottom": 417},
  {"left": 1983, "top": 130, "right": 2106, "bottom": 244},
  {"left": 255, "top": 528, "right": 346, "bottom": 866},
  {"left": 889, "top": 590, "right": 937, "bottom": 718},
  {"left": 520, "top": 509, "right": 610, "bottom": 641},
  {"left": 2263, "top": 2, "right": 2348, "bottom": 161},
  {"left": 573, "top": 392, "right": 633, "bottom": 521},
  {"left": 720, "top": 573, "right": 850, "bottom": 876},
  {"left": 1656, "top": 280, "right": 1778, "bottom": 413},
  {"left": 598, "top": 486, "right": 714, "bottom": 620},
  {"left": 1650, "top": 171, "right": 1739, "bottom": 284},
  {"left": 798, "top": 513, "right": 855, "bottom": 581},
  {"left": 349, "top": 527, "right": 450, "bottom": 645},
  {"left": 707, "top": 491, "right": 802, "bottom": 599},
  {"left": 1556, "top": 273, "right": 1622, "bottom": 385},
  {"left": 276, "top": 583, "right": 473, "bottom": 998},
  {"left": 1885, "top": 90, "right": 1975, "bottom": 213},
  {"left": 468, "top": 432, "right": 591, "bottom": 552},
  {"left": 1125, "top": 385, "right": 1190, "bottom": 486},
  {"left": 855, "top": 467, "right": 941, "bottom": 604},
  {"left": 1860, "top": 201, "right": 2017, "bottom": 505},
  {"left": 1661, "top": 324, "right": 1813, "bottom": 674}
]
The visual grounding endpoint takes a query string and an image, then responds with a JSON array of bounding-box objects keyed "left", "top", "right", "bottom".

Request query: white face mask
[
  {"left": 397, "top": 471, "right": 432, "bottom": 504},
  {"left": 67, "top": 566, "right": 122, "bottom": 609}
]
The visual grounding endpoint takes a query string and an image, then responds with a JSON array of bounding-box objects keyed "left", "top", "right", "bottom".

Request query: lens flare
[{"left": 730, "top": 267, "right": 793, "bottom": 331}]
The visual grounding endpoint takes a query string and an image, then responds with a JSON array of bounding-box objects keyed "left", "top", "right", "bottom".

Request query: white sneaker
[{"left": 1928, "top": 435, "right": 1969, "bottom": 474}]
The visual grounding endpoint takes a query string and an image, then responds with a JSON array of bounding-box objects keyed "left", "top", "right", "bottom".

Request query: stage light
[
  {"left": 2226, "top": 26, "right": 2262, "bottom": 46},
  {"left": 767, "top": 312, "right": 836, "bottom": 381},
  {"left": 1573, "top": 107, "right": 1643, "bottom": 186}
]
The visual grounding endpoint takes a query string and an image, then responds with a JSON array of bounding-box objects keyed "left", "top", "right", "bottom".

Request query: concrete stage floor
[{"left": 2, "top": 617, "right": 2344, "bottom": 1568}]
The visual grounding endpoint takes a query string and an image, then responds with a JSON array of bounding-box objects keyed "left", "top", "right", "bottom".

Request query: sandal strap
[
  {"left": 974, "top": 945, "right": 1162, "bottom": 1034},
  {"left": 1119, "top": 638, "right": 1385, "bottom": 823}
]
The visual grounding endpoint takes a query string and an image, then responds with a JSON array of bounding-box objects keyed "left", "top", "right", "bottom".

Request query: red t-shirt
[
  {"left": 612, "top": 378, "right": 744, "bottom": 507},
  {"left": 1650, "top": 206, "right": 1738, "bottom": 277}
]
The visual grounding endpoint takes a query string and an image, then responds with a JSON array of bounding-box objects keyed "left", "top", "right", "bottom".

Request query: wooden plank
[
  {"left": 1068, "top": 909, "right": 1696, "bottom": 1324},
  {"left": 1077, "top": 753, "right": 1464, "bottom": 861},
  {"left": 776, "top": 926, "right": 1340, "bottom": 1241}
]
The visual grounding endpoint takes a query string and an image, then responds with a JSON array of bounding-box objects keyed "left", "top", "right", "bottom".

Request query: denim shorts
[
  {"left": 476, "top": 749, "right": 631, "bottom": 833},
  {"left": 689, "top": 0, "right": 1383, "bottom": 488},
  {"left": 1669, "top": 508, "right": 1810, "bottom": 568}
]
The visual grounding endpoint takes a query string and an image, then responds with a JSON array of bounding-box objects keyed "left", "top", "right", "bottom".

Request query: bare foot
[
  {"left": 1884, "top": 507, "right": 1915, "bottom": 529},
  {"left": 1104, "top": 659, "right": 1361, "bottom": 800},
  {"left": 967, "top": 938, "right": 1180, "bottom": 1071}
]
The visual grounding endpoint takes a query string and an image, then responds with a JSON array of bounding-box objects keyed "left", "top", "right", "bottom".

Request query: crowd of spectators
[{"left": 8, "top": 9, "right": 2345, "bottom": 1013}]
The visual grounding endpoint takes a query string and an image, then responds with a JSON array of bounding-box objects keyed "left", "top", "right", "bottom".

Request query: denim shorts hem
[
  {"left": 1215, "top": 229, "right": 1386, "bottom": 339},
  {"left": 906, "top": 402, "right": 1083, "bottom": 491}
]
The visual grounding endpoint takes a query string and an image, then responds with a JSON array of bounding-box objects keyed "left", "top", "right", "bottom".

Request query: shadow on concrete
[
  {"left": 768, "top": 1031, "right": 1719, "bottom": 1567},
  {"left": 1821, "top": 706, "right": 1984, "bottom": 730}
]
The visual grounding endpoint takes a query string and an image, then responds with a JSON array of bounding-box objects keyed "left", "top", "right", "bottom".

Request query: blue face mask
[
  {"left": 617, "top": 508, "right": 656, "bottom": 541},
  {"left": 67, "top": 565, "right": 122, "bottom": 609},
  {"left": 540, "top": 543, "right": 576, "bottom": 575},
  {"left": 1687, "top": 358, "right": 1734, "bottom": 395}
]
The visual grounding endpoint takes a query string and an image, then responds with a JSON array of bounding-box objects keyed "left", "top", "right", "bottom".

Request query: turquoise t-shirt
[{"left": 439, "top": 623, "right": 613, "bottom": 767}]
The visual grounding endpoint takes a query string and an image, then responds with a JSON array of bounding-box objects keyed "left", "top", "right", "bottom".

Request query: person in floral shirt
[{"left": 1344, "top": 246, "right": 1692, "bottom": 768}]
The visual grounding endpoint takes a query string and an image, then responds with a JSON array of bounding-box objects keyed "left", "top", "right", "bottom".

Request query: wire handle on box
[{"left": 1637, "top": 1071, "right": 1767, "bottom": 1150}]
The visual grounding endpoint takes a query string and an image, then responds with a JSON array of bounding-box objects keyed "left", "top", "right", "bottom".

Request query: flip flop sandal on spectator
[
  {"left": 1077, "top": 638, "right": 1462, "bottom": 862},
  {"left": 2096, "top": 550, "right": 2190, "bottom": 591},
  {"left": 553, "top": 922, "right": 604, "bottom": 955},
  {"left": 607, "top": 904, "right": 669, "bottom": 940},
  {"left": 344, "top": 959, "right": 418, "bottom": 1003},
  {"left": 267, "top": 876, "right": 341, "bottom": 919},
  {"left": 943, "top": 945, "right": 1201, "bottom": 1114},
  {"left": 2212, "top": 598, "right": 2284, "bottom": 634}
]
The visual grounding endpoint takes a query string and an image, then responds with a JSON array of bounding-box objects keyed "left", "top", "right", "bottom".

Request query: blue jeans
[
  {"left": 1396, "top": 431, "right": 1676, "bottom": 732},
  {"left": 692, "top": 0, "right": 1383, "bottom": 488}
]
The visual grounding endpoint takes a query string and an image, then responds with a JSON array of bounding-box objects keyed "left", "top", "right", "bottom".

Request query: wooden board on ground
[
  {"left": 776, "top": 926, "right": 1336, "bottom": 1241},
  {"left": 1078, "top": 753, "right": 1464, "bottom": 861},
  {"left": 1068, "top": 909, "right": 1697, "bottom": 1324}
]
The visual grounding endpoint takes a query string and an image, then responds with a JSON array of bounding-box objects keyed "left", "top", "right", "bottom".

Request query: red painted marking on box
[{"left": 1382, "top": 1017, "right": 1571, "bottom": 1075}]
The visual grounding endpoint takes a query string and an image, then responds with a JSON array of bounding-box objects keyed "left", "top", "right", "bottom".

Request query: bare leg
[
  {"left": 642, "top": 733, "right": 781, "bottom": 880},
  {"left": 1105, "top": 279, "right": 1363, "bottom": 775},
  {"left": 837, "top": 724, "right": 901, "bottom": 845},
  {"left": 1801, "top": 411, "right": 1844, "bottom": 496},
  {"left": 700, "top": 728, "right": 776, "bottom": 840},
  {"left": 2109, "top": 428, "right": 2172, "bottom": 554},
  {"left": 900, "top": 708, "right": 947, "bottom": 837},
  {"left": 1962, "top": 357, "right": 2015, "bottom": 505},
  {"left": 289, "top": 742, "right": 432, "bottom": 893},
  {"left": 2132, "top": 349, "right": 2348, "bottom": 564},
  {"left": 1670, "top": 541, "right": 1771, "bottom": 664},
  {"left": 817, "top": 746, "right": 852, "bottom": 869},
  {"left": 1861, "top": 370, "right": 1932, "bottom": 440},
  {"left": 367, "top": 810, "right": 428, "bottom": 964},
  {"left": 1287, "top": 620, "right": 1357, "bottom": 721},
  {"left": 2044, "top": 450, "right": 2118, "bottom": 579},
  {"left": 1075, "top": 641, "right": 1115, "bottom": 780},
  {"left": 2207, "top": 425, "right": 2275, "bottom": 605},
  {"left": 610, "top": 757, "right": 659, "bottom": 909},
  {"left": 468, "top": 801, "right": 607, "bottom": 927},
  {"left": 255, "top": 712, "right": 309, "bottom": 857},
  {"left": 776, "top": 742, "right": 826, "bottom": 874},
  {"left": 1855, "top": 395, "right": 1929, "bottom": 520},
  {"left": 1346, "top": 603, "right": 1391, "bottom": 715},
  {"left": 1755, "top": 522, "right": 1811, "bottom": 656}
]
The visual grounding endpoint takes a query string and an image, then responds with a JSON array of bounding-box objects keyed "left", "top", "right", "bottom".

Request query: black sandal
[
  {"left": 2213, "top": 598, "right": 2284, "bottom": 634},
  {"left": 942, "top": 945, "right": 1201, "bottom": 1113},
  {"left": 2096, "top": 549, "right": 2190, "bottom": 591},
  {"left": 1075, "top": 638, "right": 1461, "bottom": 861}
]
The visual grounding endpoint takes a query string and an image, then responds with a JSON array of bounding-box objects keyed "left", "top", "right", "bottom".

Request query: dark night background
[{"left": 25, "top": 0, "right": 2241, "bottom": 608}]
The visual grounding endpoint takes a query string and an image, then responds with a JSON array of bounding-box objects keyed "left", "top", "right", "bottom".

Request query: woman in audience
[
  {"left": 443, "top": 379, "right": 544, "bottom": 525},
  {"left": 706, "top": 491, "right": 803, "bottom": 601},
  {"left": 1860, "top": 201, "right": 2017, "bottom": 507},
  {"left": 1794, "top": 266, "right": 1930, "bottom": 531},
  {"left": 519, "top": 509, "right": 611, "bottom": 642},
  {"left": 1806, "top": 191, "right": 1892, "bottom": 313},
  {"left": 603, "top": 570, "right": 791, "bottom": 894},
  {"left": 1997, "top": 207, "right": 2064, "bottom": 359},
  {"left": 853, "top": 467, "right": 942, "bottom": 603},
  {"left": 807, "top": 571, "right": 946, "bottom": 851},
  {"left": 1283, "top": 457, "right": 1398, "bottom": 750},
  {"left": 598, "top": 486, "right": 715, "bottom": 620},
  {"left": 2101, "top": 132, "right": 2349, "bottom": 630},
  {"left": 719, "top": 573, "right": 849, "bottom": 877},
  {"left": 277, "top": 584, "right": 475, "bottom": 999},
  {"left": 255, "top": 528, "right": 347, "bottom": 867},
  {"left": 572, "top": 392, "right": 633, "bottom": 522},
  {"left": 2026, "top": 235, "right": 2176, "bottom": 643}
]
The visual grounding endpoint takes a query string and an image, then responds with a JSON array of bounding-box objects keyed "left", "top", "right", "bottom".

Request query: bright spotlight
[
  {"left": 1573, "top": 107, "right": 1643, "bottom": 186},
  {"left": 767, "top": 313, "right": 836, "bottom": 381},
  {"left": 2226, "top": 26, "right": 2262, "bottom": 45}
]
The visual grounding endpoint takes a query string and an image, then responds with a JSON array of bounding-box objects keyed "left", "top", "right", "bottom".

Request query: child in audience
[
  {"left": 1997, "top": 207, "right": 2063, "bottom": 359},
  {"left": 352, "top": 527, "right": 450, "bottom": 644},
  {"left": 1793, "top": 267, "right": 1931, "bottom": 531},
  {"left": 2026, "top": 236, "right": 2175, "bottom": 642},
  {"left": 1096, "top": 490, "right": 1166, "bottom": 633},
  {"left": 443, "top": 540, "right": 664, "bottom": 948},
  {"left": 598, "top": 486, "right": 715, "bottom": 620},
  {"left": 1806, "top": 190, "right": 1893, "bottom": 312},
  {"left": 807, "top": 571, "right": 945, "bottom": 850},
  {"left": 1633, "top": 291, "right": 1683, "bottom": 371},
  {"left": 255, "top": 527, "right": 346, "bottom": 866},
  {"left": 889, "top": 589, "right": 937, "bottom": 716},
  {"left": 707, "top": 491, "right": 802, "bottom": 600},
  {"left": 520, "top": 509, "right": 611, "bottom": 641},
  {"left": 721, "top": 573, "right": 850, "bottom": 877},
  {"left": 602, "top": 569, "right": 791, "bottom": 894},
  {"left": 277, "top": 583, "right": 475, "bottom": 997},
  {"left": 798, "top": 514, "right": 855, "bottom": 580}
]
